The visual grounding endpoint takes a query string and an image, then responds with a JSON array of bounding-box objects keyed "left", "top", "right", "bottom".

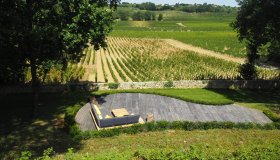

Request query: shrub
[
  {"left": 239, "top": 63, "right": 257, "bottom": 80},
  {"left": 164, "top": 81, "right": 174, "bottom": 88},
  {"left": 64, "top": 104, "right": 82, "bottom": 130},
  {"left": 108, "top": 83, "right": 120, "bottom": 89},
  {"left": 78, "top": 121, "right": 280, "bottom": 140},
  {"left": 19, "top": 151, "right": 32, "bottom": 160}
]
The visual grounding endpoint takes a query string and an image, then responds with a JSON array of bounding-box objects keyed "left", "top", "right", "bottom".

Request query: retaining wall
[{"left": 0, "top": 80, "right": 279, "bottom": 94}]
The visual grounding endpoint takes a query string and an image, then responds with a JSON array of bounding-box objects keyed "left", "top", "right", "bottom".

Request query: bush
[
  {"left": 164, "top": 81, "right": 174, "bottom": 88},
  {"left": 239, "top": 63, "right": 257, "bottom": 80},
  {"left": 158, "top": 13, "right": 163, "bottom": 21},
  {"left": 78, "top": 121, "right": 280, "bottom": 140},
  {"left": 64, "top": 104, "right": 82, "bottom": 130},
  {"left": 108, "top": 83, "right": 120, "bottom": 89}
]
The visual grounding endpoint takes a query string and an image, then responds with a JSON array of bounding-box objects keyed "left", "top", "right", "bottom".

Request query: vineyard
[
  {"left": 83, "top": 37, "right": 280, "bottom": 83},
  {"left": 111, "top": 11, "right": 247, "bottom": 57}
]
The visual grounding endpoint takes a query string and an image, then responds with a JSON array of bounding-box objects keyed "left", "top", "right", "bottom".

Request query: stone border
[{"left": 0, "top": 80, "right": 279, "bottom": 94}]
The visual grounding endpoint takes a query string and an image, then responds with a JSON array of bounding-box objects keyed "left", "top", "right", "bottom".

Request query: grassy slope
[
  {"left": 55, "top": 129, "right": 280, "bottom": 159},
  {"left": 1, "top": 89, "right": 279, "bottom": 159}
]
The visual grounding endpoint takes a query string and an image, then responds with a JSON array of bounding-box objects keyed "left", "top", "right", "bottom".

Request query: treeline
[
  {"left": 114, "top": 9, "right": 163, "bottom": 21},
  {"left": 120, "top": 2, "right": 238, "bottom": 13}
]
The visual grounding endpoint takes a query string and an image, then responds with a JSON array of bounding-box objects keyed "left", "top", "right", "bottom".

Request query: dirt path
[
  {"left": 95, "top": 50, "right": 105, "bottom": 82},
  {"left": 164, "top": 39, "right": 245, "bottom": 64},
  {"left": 176, "top": 23, "right": 186, "bottom": 27},
  {"left": 100, "top": 49, "right": 114, "bottom": 83},
  {"left": 105, "top": 50, "right": 124, "bottom": 82}
]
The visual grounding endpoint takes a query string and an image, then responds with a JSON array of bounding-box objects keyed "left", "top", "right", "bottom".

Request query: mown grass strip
[{"left": 93, "top": 88, "right": 234, "bottom": 105}]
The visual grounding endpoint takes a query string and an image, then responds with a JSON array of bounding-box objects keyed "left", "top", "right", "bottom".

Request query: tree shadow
[
  {"left": 0, "top": 91, "right": 94, "bottom": 159},
  {"left": 205, "top": 80, "right": 280, "bottom": 104}
]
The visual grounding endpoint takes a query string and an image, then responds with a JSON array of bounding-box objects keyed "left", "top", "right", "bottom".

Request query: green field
[{"left": 111, "top": 12, "right": 246, "bottom": 57}]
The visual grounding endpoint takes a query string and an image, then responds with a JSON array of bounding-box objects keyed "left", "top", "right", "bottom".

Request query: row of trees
[
  {"left": 115, "top": 10, "right": 163, "bottom": 21},
  {"left": 176, "top": 3, "right": 238, "bottom": 13},
  {"left": 119, "top": 2, "right": 238, "bottom": 13}
]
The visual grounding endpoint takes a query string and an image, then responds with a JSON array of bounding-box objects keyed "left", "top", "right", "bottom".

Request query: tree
[
  {"left": 231, "top": 0, "right": 280, "bottom": 79},
  {"left": 0, "top": 0, "right": 119, "bottom": 117},
  {"left": 151, "top": 12, "right": 156, "bottom": 21},
  {"left": 136, "top": 2, "right": 156, "bottom": 11},
  {"left": 117, "top": 9, "right": 130, "bottom": 21},
  {"left": 132, "top": 11, "right": 144, "bottom": 21},
  {"left": 144, "top": 11, "right": 152, "bottom": 21},
  {"left": 158, "top": 13, "right": 163, "bottom": 21}
]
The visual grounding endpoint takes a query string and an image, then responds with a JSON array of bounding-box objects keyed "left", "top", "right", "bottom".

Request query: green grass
[
  {"left": 54, "top": 129, "right": 280, "bottom": 159},
  {"left": 93, "top": 88, "right": 280, "bottom": 106},
  {"left": 94, "top": 88, "right": 234, "bottom": 105}
]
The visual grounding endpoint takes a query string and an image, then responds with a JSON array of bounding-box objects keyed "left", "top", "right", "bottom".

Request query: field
[
  {"left": 111, "top": 12, "right": 246, "bottom": 57},
  {"left": 83, "top": 37, "right": 279, "bottom": 83},
  {"left": 32, "top": 11, "right": 279, "bottom": 84}
]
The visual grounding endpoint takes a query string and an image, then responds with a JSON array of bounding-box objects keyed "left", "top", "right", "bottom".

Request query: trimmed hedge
[
  {"left": 74, "top": 121, "right": 280, "bottom": 140},
  {"left": 64, "top": 104, "right": 82, "bottom": 140},
  {"left": 108, "top": 83, "right": 120, "bottom": 89}
]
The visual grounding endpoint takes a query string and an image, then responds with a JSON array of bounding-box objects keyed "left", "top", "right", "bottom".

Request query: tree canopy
[
  {"left": 0, "top": 0, "right": 119, "bottom": 116},
  {"left": 231, "top": 0, "right": 280, "bottom": 79}
]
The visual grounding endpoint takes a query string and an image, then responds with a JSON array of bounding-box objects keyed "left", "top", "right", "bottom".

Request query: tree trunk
[
  {"left": 247, "top": 43, "right": 259, "bottom": 64},
  {"left": 61, "top": 58, "right": 68, "bottom": 83},
  {"left": 30, "top": 58, "right": 39, "bottom": 118}
]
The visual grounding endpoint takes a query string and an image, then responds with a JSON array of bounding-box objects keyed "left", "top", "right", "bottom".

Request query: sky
[{"left": 121, "top": 0, "right": 238, "bottom": 7}]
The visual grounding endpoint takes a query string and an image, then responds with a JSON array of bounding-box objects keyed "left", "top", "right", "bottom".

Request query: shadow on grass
[
  {"left": 207, "top": 89, "right": 280, "bottom": 104},
  {"left": 0, "top": 91, "right": 93, "bottom": 159}
]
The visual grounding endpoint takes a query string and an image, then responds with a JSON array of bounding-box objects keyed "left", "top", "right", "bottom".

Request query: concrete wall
[{"left": 0, "top": 80, "right": 279, "bottom": 94}]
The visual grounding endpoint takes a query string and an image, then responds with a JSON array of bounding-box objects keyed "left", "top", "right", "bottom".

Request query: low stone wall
[
  {"left": 0, "top": 80, "right": 279, "bottom": 94},
  {"left": 104, "top": 80, "right": 280, "bottom": 90}
]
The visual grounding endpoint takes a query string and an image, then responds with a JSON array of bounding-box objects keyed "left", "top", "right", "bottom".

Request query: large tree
[
  {"left": 231, "top": 0, "right": 280, "bottom": 79},
  {"left": 0, "top": 0, "right": 119, "bottom": 117}
]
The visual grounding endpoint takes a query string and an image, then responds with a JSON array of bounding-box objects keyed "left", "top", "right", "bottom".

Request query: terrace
[{"left": 75, "top": 93, "right": 272, "bottom": 131}]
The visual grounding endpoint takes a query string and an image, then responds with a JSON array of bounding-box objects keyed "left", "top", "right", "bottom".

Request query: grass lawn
[
  {"left": 93, "top": 88, "right": 280, "bottom": 106},
  {"left": 0, "top": 89, "right": 279, "bottom": 159},
  {"left": 93, "top": 88, "right": 234, "bottom": 105},
  {"left": 53, "top": 129, "right": 280, "bottom": 159}
]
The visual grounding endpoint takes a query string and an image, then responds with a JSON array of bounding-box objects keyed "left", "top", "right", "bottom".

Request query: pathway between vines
[
  {"left": 95, "top": 50, "right": 105, "bottom": 82},
  {"left": 164, "top": 39, "right": 245, "bottom": 64}
]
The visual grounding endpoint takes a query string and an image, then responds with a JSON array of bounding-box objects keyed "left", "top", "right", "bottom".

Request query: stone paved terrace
[{"left": 75, "top": 93, "right": 272, "bottom": 131}]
